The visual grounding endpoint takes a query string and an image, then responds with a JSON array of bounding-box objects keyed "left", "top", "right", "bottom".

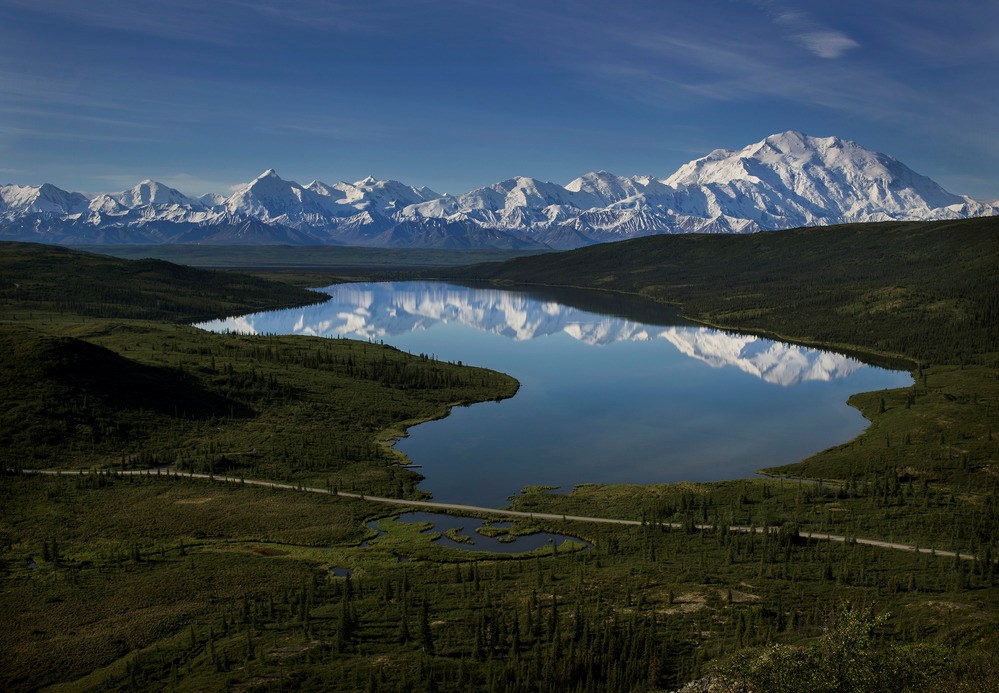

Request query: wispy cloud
[
  {"left": 267, "top": 118, "right": 400, "bottom": 140},
  {"left": 474, "top": 2, "right": 867, "bottom": 110},
  {"left": 230, "top": 0, "right": 414, "bottom": 33},
  {"left": 772, "top": 8, "right": 859, "bottom": 59},
  {"left": 0, "top": 125, "right": 154, "bottom": 143},
  {"left": 1, "top": 0, "right": 994, "bottom": 198},
  {"left": 0, "top": 106, "right": 152, "bottom": 130},
  {"left": 1, "top": 0, "right": 435, "bottom": 44},
  {"left": 477, "top": 2, "right": 963, "bottom": 130},
  {"left": 0, "top": 76, "right": 143, "bottom": 113},
  {"left": 0, "top": 0, "right": 243, "bottom": 45},
  {"left": 790, "top": 31, "right": 859, "bottom": 59}
]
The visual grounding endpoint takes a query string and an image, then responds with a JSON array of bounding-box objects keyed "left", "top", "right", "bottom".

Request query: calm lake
[{"left": 196, "top": 281, "right": 910, "bottom": 507}]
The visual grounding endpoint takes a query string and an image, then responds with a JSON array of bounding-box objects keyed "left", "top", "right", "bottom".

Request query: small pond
[{"left": 396, "top": 512, "right": 591, "bottom": 554}]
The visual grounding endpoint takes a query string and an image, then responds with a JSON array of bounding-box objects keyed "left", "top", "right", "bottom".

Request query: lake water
[{"left": 196, "top": 281, "right": 911, "bottom": 507}]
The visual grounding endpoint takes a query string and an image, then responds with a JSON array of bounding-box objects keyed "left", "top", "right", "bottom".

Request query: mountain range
[{"left": 2, "top": 131, "right": 994, "bottom": 249}]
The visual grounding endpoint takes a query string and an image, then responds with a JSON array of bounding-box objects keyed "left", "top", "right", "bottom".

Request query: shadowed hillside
[
  {"left": 0, "top": 241, "right": 322, "bottom": 322},
  {"left": 0, "top": 328, "right": 248, "bottom": 461}
]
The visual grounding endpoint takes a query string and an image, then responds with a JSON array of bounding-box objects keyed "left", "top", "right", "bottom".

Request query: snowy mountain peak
[
  {"left": 566, "top": 171, "right": 642, "bottom": 205},
  {"left": 111, "top": 180, "right": 196, "bottom": 208},
  {"left": 753, "top": 131, "right": 860, "bottom": 166},
  {"left": 662, "top": 130, "right": 971, "bottom": 225},
  {"left": 224, "top": 170, "right": 320, "bottom": 222},
  {"left": 198, "top": 193, "right": 227, "bottom": 207},
  {"left": 566, "top": 170, "right": 619, "bottom": 189},
  {"left": 304, "top": 179, "right": 346, "bottom": 201},
  {"left": 0, "top": 182, "right": 90, "bottom": 218},
  {"left": 763, "top": 129, "right": 810, "bottom": 147}
]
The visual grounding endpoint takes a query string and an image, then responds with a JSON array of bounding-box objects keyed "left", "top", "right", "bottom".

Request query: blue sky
[{"left": 1, "top": 0, "right": 996, "bottom": 199}]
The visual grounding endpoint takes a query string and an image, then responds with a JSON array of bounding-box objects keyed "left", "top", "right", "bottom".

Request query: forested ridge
[{"left": 0, "top": 241, "right": 322, "bottom": 322}]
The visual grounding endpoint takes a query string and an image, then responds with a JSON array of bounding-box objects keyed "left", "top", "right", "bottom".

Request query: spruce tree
[{"left": 420, "top": 599, "right": 434, "bottom": 655}]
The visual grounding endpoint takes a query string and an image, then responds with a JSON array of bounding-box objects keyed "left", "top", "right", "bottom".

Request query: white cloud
[
  {"left": 771, "top": 6, "right": 860, "bottom": 58},
  {"left": 792, "top": 31, "right": 859, "bottom": 59}
]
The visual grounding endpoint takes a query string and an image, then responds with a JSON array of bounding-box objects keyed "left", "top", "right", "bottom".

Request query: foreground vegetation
[
  {"left": 2, "top": 225, "right": 998, "bottom": 692},
  {"left": 4, "top": 472, "right": 995, "bottom": 692}
]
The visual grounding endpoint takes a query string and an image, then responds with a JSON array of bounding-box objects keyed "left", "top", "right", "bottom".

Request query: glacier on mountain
[{"left": 2, "top": 131, "right": 994, "bottom": 248}]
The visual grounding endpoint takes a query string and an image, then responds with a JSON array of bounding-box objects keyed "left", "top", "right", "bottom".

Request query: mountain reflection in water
[{"left": 198, "top": 281, "right": 862, "bottom": 386}]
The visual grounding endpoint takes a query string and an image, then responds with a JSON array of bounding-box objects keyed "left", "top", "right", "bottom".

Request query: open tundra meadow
[{"left": 1, "top": 216, "right": 998, "bottom": 692}]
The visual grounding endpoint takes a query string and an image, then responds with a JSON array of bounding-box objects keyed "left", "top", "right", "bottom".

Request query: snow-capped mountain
[
  {"left": 197, "top": 281, "right": 867, "bottom": 385},
  {"left": 108, "top": 179, "right": 197, "bottom": 208},
  {"left": 0, "top": 183, "right": 90, "bottom": 219},
  {"left": 84, "top": 180, "right": 214, "bottom": 227},
  {"left": 2, "top": 131, "right": 994, "bottom": 248},
  {"left": 223, "top": 169, "right": 339, "bottom": 227},
  {"left": 661, "top": 131, "right": 985, "bottom": 229}
]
